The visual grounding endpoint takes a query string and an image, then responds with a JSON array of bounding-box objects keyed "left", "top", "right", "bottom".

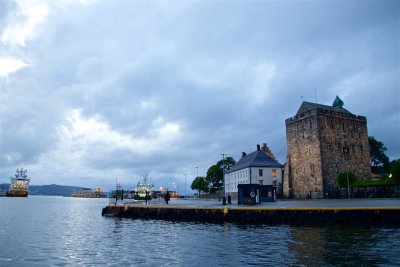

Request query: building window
[
  {"left": 335, "top": 164, "right": 339, "bottom": 173},
  {"left": 259, "top": 169, "right": 263, "bottom": 176},
  {"left": 272, "top": 169, "right": 277, "bottom": 177}
]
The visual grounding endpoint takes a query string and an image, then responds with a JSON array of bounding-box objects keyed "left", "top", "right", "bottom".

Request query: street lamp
[
  {"left": 184, "top": 174, "right": 187, "bottom": 198},
  {"left": 221, "top": 153, "right": 226, "bottom": 198}
]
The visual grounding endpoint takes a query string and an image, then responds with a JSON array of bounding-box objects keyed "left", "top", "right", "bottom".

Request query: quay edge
[{"left": 102, "top": 205, "right": 400, "bottom": 225}]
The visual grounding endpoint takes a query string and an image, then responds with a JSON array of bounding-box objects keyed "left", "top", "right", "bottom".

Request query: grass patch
[{"left": 351, "top": 177, "right": 400, "bottom": 187}]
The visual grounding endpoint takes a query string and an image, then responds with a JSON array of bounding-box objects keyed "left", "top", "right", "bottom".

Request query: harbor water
[{"left": 0, "top": 196, "right": 399, "bottom": 266}]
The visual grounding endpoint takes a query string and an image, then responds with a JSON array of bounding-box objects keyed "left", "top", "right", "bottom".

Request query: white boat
[{"left": 132, "top": 174, "right": 154, "bottom": 200}]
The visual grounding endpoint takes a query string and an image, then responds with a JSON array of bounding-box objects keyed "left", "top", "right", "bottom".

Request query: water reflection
[
  {"left": 0, "top": 196, "right": 399, "bottom": 266},
  {"left": 288, "top": 226, "right": 400, "bottom": 266}
]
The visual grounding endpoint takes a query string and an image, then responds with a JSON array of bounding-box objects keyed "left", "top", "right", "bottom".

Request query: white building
[{"left": 225, "top": 144, "right": 283, "bottom": 199}]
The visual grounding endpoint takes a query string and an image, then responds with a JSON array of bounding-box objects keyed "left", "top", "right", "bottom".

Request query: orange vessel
[{"left": 7, "top": 168, "right": 30, "bottom": 197}]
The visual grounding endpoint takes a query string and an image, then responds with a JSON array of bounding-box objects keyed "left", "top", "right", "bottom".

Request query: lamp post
[
  {"left": 221, "top": 153, "right": 226, "bottom": 198},
  {"left": 345, "top": 150, "right": 350, "bottom": 199},
  {"left": 184, "top": 174, "right": 187, "bottom": 198}
]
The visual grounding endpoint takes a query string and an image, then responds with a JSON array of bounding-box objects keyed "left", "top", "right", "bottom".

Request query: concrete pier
[{"left": 102, "top": 199, "right": 400, "bottom": 225}]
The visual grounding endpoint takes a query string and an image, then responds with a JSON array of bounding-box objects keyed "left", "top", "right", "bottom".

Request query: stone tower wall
[
  {"left": 285, "top": 107, "right": 370, "bottom": 198},
  {"left": 285, "top": 111, "right": 324, "bottom": 198},
  {"left": 317, "top": 112, "right": 370, "bottom": 192}
]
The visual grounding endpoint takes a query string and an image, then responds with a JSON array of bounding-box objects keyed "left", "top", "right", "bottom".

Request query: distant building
[
  {"left": 225, "top": 143, "right": 283, "bottom": 199},
  {"left": 283, "top": 96, "right": 370, "bottom": 198}
]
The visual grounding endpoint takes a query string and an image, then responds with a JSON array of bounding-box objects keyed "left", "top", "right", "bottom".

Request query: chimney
[
  {"left": 261, "top": 143, "right": 277, "bottom": 161},
  {"left": 242, "top": 152, "right": 246, "bottom": 157},
  {"left": 257, "top": 144, "right": 260, "bottom": 151}
]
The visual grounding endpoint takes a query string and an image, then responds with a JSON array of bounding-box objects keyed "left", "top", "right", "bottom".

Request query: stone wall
[
  {"left": 285, "top": 106, "right": 370, "bottom": 198},
  {"left": 285, "top": 113, "right": 324, "bottom": 198}
]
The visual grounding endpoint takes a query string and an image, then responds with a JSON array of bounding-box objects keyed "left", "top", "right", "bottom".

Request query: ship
[
  {"left": 132, "top": 174, "right": 154, "bottom": 200},
  {"left": 6, "top": 168, "right": 30, "bottom": 197},
  {"left": 72, "top": 187, "right": 107, "bottom": 198}
]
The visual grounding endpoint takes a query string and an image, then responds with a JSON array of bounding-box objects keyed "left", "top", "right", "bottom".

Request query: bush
[
  {"left": 352, "top": 177, "right": 399, "bottom": 186},
  {"left": 390, "top": 160, "right": 400, "bottom": 180},
  {"left": 336, "top": 172, "right": 358, "bottom": 188}
]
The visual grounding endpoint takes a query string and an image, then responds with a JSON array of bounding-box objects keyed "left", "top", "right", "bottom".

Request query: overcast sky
[{"left": 0, "top": 0, "right": 399, "bottom": 191}]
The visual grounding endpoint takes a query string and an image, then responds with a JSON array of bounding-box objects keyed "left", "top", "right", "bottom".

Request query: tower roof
[
  {"left": 296, "top": 98, "right": 353, "bottom": 116},
  {"left": 332, "top": 95, "right": 344, "bottom": 108}
]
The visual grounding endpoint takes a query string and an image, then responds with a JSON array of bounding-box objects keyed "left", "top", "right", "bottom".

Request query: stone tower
[{"left": 283, "top": 96, "right": 370, "bottom": 198}]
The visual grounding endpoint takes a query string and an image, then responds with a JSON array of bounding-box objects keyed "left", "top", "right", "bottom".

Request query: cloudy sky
[{"left": 0, "top": 0, "right": 399, "bottom": 191}]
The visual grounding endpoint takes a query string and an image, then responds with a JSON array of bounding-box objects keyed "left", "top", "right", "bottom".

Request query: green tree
[
  {"left": 390, "top": 160, "right": 400, "bottom": 180},
  {"left": 369, "top": 136, "right": 390, "bottom": 173},
  {"left": 206, "top": 156, "right": 236, "bottom": 193},
  {"left": 336, "top": 172, "right": 358, "bottom": 188},
  {"left": 190, "top": 176, "right": 209, "bottom": 197}
]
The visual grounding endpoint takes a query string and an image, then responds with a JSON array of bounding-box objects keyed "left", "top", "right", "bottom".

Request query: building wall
[
  {"left": 225, "top": 166, "right": 282, "bottom": 198},
  {"left": 285, "top": 112, "right": 324, "bottom": 198},
  {"left": 317, "top": 112, "right": 370, "bottom": 192},
  {"left": 249, "top": 167, "right": 282, "bottom": 187},
  {"left": 225, "top": 168, "right": 250, "bottom": 195},
  {"left": 285, "top": 107, "right": 370, "bottom": 198}
]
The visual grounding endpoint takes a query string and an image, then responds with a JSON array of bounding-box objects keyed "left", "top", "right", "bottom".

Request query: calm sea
[{"left": 0, "top": 196, "right": 399, "bottom": 266}]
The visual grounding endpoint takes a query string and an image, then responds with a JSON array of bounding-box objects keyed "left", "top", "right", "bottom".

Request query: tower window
[{"left": 310, "top": 164, "right": 315, "bottom": 177}]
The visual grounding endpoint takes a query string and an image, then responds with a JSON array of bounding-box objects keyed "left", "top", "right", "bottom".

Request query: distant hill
[{"left": 0, "top": 183, "right": 87, "bottom": 197}]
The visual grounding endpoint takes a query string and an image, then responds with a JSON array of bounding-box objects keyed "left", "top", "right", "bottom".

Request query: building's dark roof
[
  {"left": 296, "top": 100, "right": 353, "bottom": 116},
  {"left": 226, "top": 150, "right": 283, "bottom": 174}
]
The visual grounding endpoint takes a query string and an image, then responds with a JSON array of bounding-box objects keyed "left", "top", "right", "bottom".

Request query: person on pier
[{"left": 164, "top": 191, "right": 171, "bottom": 204}]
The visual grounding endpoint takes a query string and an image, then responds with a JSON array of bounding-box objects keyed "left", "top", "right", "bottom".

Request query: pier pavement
[{"left": 115, "top": 198, "right": 400, "bottom": 209}]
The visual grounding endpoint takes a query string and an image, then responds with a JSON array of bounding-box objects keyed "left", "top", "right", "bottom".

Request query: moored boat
[
  {"left": 6, "top": 169, "right": 30, "bottom": 197},
  {"left": 132, "top": 174, "right": 154, "bottom": 200}
]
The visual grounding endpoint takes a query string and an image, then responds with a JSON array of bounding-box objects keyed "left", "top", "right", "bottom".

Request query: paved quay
[
  {"left": 103, "top": 198, "right": 400, "bottom": 224},
  {"left": 117, "top": 198, "right": 400, "bottom": 209}
]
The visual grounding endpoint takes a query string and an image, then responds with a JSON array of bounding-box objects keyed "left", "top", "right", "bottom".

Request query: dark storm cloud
[{"left": 0, "top": 0, "right": 398, "bottom": 188}]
